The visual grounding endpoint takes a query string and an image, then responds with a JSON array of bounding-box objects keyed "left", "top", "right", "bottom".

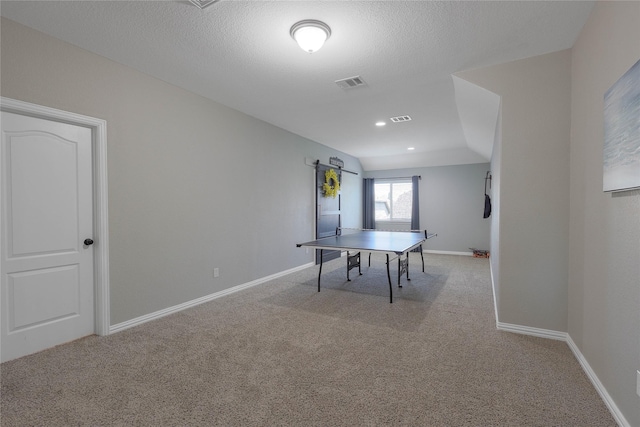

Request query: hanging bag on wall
[
  {"left": 483, "top": 172, "right": 492, "bottom": 219},
  {"left": 484, "top": 194, "right": 492, "bottom": 218}
]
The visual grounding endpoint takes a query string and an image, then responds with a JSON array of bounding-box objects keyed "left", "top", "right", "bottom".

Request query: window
[{"left": 374, "top": 180, "right": 412, "bottom": 221}]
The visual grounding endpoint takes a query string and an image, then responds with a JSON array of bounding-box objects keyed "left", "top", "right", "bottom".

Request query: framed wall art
[{"left": 603, "top": 58, "right": 640, "bottom": 192}]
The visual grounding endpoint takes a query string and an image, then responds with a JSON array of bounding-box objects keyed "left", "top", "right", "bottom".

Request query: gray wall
[
  {"left": 570, "top": 2, "right": 640, "bottom": 424},
  {"left": 4, "top": 6, "right": 639, "bottom": 424},
  {"left": 489, "top": 113, "right": 502, "bottom": 318},
  {"left": 0, "top": 18, "right": 363, "bottom": 325},
  {"left": 457, "top": 50, "right": 572, "bottom": 333},
  {"left": 364, "top": 163, "right": 491, "bottom": 253},
  {"left": 457, "top": 2, "right": 640, "bottom": 423}
]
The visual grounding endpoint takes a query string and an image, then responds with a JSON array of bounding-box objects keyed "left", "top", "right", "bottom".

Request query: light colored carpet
[{"left": 1, "top": 253, "right": 616, "bottom": 426}]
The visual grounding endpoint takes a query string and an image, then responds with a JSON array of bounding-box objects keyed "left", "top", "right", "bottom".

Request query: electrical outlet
[
  {"left": 636, "top": 370, "right": 640, "bottom": 397},
  {"left": 213, "top": 268, "right": 219, "bottom": 278}
]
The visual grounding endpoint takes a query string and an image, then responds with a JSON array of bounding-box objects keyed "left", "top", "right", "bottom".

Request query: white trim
[
  {"left": 110, "top": 262, "right": 314, "bottom": 334},
  {"left": 566, "top": 336, "right": 631, "bottom": 427},
  {"left": 0, "top": 97, "right": 110, "bottom": 336},
  {"left": 489, "top": 259, "right": 499, "bottom": 325},
  {"left": 424, "top": 250, "right": 473, "bottom": 256},
  {"left": 497, "top": 321, "right": 631, "bottom": 426},
  {"left": 110, "top": 251, "right": 631, "bottom": 425},
  {"left": 496, "top": 322, "right": 567, "bottom": 341}
]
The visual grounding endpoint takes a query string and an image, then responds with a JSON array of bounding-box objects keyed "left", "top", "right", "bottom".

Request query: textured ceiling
[{"left": 0, "top": 1, "right": 594, "bottom": 170}]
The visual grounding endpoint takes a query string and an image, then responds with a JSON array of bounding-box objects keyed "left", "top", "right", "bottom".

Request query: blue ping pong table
[{"left": 296, "top": 228, "right": 437, "bottom": 303}]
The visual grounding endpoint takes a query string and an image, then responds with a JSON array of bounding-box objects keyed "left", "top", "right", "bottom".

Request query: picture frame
[{"left": 603, "top": 58, "right": 640, "bottom": 192}]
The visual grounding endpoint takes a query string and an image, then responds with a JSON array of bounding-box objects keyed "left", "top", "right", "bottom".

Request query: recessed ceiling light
[
  {"left": 407, "top": 147, "right": 415, "bottom": 151},
  {"left": 375, "top": 121, "right": 386, "bottom": 127}
]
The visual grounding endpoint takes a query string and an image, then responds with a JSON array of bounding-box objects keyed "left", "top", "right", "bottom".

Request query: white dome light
[{"left": 290, "top": 20, "right": 331, "bottom": 53}]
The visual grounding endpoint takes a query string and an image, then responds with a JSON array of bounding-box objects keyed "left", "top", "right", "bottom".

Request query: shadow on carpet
[{"left": 261, "top": 261, "right": 448, "bottom": 332}]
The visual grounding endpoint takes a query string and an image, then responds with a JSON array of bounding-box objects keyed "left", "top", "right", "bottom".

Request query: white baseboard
[
  {"left": 565, "top": 336, "right": 631, "bottom": 427},
  {"left": 424, "top": 250, "right": 473, "bottom": 256},
  {"left": 110, "top": 259, "right": 630, "bottom": 426},
  {"left": 109, "top": 251, "right": 474, "bottom": 334},
  {"left": 496, "top": 322, "right": 568, "bottom": 341},
  {"left": 489, "top": 261, "right": 499, "bottom": 325},
  {"left": 110, "top": 262, "right": 314, "bottom": 334},
  {"left": 497, "top": 322, "right": 630, "bottom": 426}
]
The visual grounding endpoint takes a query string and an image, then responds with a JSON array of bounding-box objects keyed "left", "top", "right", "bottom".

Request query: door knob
[{"left": 84, "top": 238, "right": 94, "bottom": 246}]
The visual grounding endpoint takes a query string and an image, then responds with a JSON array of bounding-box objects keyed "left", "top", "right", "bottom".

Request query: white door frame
[{"left": 1, "top": 97, "right": 110, "bottom": 336}]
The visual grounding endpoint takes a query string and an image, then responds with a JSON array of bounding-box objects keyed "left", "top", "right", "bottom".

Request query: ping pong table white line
[
  {"left": 336, "top": 227, "right": 433, "bottom": 235},
  {"left": 338, "top": 227, "right": 429, "bottom": 232}
]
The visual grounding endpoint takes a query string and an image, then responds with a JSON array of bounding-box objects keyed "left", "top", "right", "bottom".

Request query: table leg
[
  {"left": 407, "top": 254, "right": 411, "bottom": 281},
  {"left": 346, "top": 251, "right": 362, "bottom": 281},
  {"left": 347, "top": 251, "right": 350, "bottom": 281},
  {"left": 398, "top": 256, "right": 410, "bottom": 287},
  {"left": 420, "top": 245, "right": 424, "bottom": 272},
  {"left": 386, "top": 253, "right": 393, "bottom": 303},
  {"left": 318, "top": 249, "right": 323, "bottom": 292}
]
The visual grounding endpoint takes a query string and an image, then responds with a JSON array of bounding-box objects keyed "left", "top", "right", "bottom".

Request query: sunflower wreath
[{"left": 323, "top": 168, "right": 340, "bottom": 198}]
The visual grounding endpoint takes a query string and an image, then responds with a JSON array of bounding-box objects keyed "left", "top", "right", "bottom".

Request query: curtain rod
[{"left": 368, "top": 175, "right": 421, "bottom": 180}]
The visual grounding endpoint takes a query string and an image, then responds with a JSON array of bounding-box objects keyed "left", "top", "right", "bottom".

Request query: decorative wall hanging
[
  {"left": 603, "top": 58, "right": 640, "bottom": 192},
  {"left": 323, "top": 168, "right": 340, "bottom": 198},
  {"left": 483, "top": 171, "right": 492, "bottom": 218},
  {"left": 329, "top": 156, "right": 344, "bottom": 168}
]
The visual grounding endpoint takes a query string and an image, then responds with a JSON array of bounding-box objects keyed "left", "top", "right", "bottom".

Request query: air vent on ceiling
[
  {"left": 335, "top": 76, "right": 367, "bottom": 90},
  {"left": 189, "top": 0, "right": 220, "bottom": 9},
  {"left": 390, "top": 115, "right": 412, "bottom": 123}
]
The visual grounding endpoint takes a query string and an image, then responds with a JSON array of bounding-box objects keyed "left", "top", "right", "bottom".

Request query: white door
[{"left": 1, "top": 111, "right": 94, "bottom": 362}]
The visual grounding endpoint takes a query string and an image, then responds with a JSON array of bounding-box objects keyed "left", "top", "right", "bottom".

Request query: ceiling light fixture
[
  {"left": 290, "top": 20, "right": 331, "bottom": 53},
  {"left": 375, "top": 121, "right": 386, "bottom": 127},
  {"left": 407, "top": 147, "right": 415, "bottom": 151}
]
